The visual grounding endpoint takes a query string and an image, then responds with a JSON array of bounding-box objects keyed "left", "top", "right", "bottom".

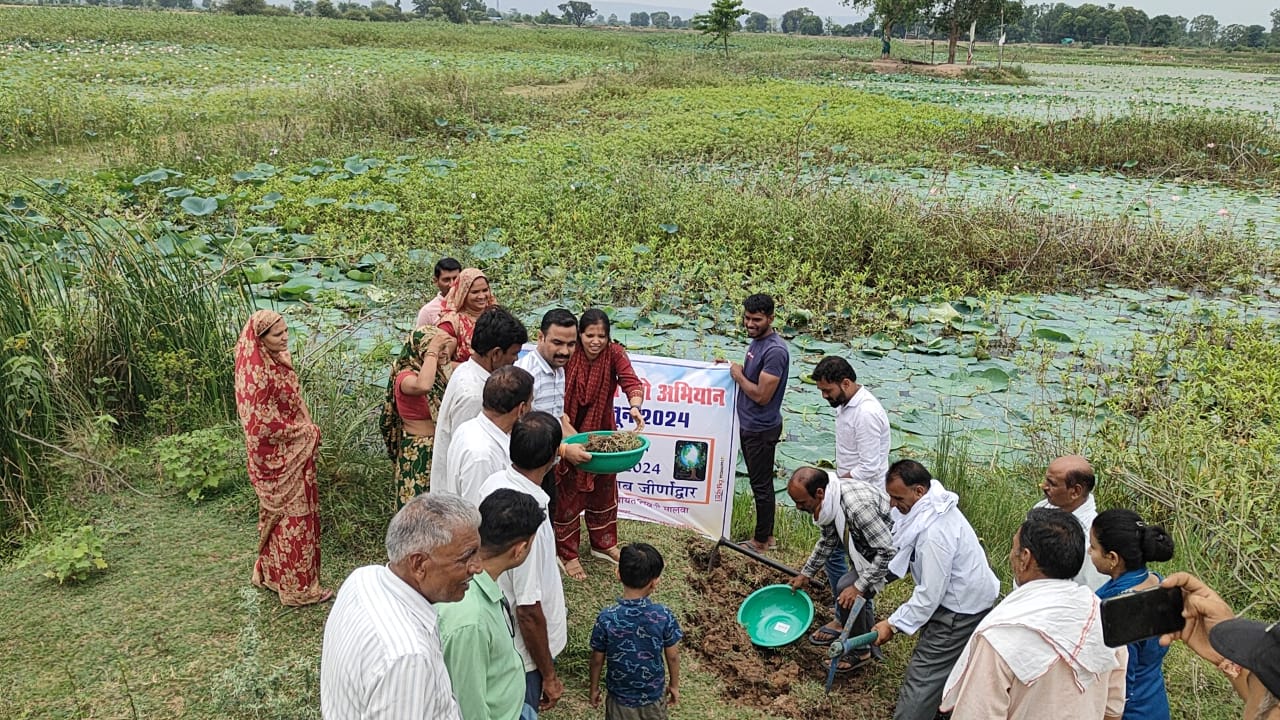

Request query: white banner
[{"left": 607, "top": 353, "right": 739, "bottom": 540}]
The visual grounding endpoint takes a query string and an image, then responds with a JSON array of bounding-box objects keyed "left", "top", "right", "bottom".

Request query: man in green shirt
[{"left": 439, "top": 489, "right": 544, "bottom": 720}]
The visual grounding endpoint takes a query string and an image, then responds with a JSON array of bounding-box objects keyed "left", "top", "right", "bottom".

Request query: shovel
[
  {"left": 824, "top": 596, "right": 878, "bottom": 693},
  {"left": 714, "top": 537, "right": 826, "bottom": 589}
]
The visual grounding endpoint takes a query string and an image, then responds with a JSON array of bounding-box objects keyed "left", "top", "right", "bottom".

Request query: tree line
[{"left": 21, "top": 0, "right": 1280, "bottom": 52}]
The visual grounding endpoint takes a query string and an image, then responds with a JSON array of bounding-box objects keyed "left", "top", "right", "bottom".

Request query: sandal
[
  {"left": 737, "top": 538, "right": 778, "bottom": 553},
  {"left": 562, "top": 558, "right": 587, "bottom": 581},
  {"left": 590, "top": 546, "right": 621, "bottom": 564},
  {"left": 835, "top": 652, "right": 873, "bottom": 674},
  {"left": 808, "top": 624, "right": 842, "bottom": 646},
  {"left": 296, "top": 589, "right": 335, "bottom": 606}
]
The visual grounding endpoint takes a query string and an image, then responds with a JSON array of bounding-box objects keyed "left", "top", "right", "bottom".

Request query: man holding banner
[{"left": 723, "top": 293, "right": 789, "bottom": 554}]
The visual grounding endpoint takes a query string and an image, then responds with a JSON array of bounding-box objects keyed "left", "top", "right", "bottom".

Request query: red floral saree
[{"left": 233, "top": 310, "right": 327, "bottom": 606}]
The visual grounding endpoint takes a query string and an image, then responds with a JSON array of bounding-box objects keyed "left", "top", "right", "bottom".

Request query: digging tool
[
  {"left": 714, "top": 536, "right": 826, "bottom": 589},
  {"left": 824, "top": 596, "right": 878, "bottom": 693}
]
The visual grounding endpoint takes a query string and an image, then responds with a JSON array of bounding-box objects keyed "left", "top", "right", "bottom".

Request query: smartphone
[{"left": 1100, "top": 586, "right": 1185, "bottom": 647}]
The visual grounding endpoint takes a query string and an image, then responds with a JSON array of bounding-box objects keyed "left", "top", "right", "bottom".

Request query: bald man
[{"left": 1031, "top": 455, "right": 1107, "bottom": 590}]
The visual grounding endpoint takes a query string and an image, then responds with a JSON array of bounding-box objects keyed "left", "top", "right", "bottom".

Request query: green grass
[
  {"left": 0, "top": 7, "right": 1275, "bottom": 720},
  {"left": 0, "top": 436, "right": 1245, "bottom": 719}
]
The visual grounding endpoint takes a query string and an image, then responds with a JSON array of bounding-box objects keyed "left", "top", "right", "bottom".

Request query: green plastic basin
[
  {"left": 737, "top": 584, "right": 814, "bottom": 648},
  {"left": 563, "top": 431, "right": 650, "bottom": 474}
]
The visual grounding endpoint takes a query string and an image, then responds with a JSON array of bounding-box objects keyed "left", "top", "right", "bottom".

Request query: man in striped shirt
[{"left": 320, "top": 493, "right": 482, "bottom": 720}]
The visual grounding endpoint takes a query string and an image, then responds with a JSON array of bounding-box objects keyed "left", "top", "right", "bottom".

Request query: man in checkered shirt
[{"left": 787, "top": 466, "right": 896, "bottom": 674}]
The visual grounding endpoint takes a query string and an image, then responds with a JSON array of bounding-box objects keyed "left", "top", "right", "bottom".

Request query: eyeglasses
[{"left": 500, "top": 597, "right": 516, "bottom": 638}]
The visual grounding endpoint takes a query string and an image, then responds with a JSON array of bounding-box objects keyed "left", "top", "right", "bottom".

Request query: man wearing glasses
[{"left": 438, "top": 488, "right": 545, "bottom": 720}]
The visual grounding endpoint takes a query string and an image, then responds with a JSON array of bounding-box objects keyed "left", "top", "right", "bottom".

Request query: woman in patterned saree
[
  {"left": 554, "top": 308, "right": 647, "bottom": 581},
  {"left": 379, "top": 327, "right": 456, "bottom": 507},
  {"left": 233, "top": 310, "right": 332, "bottom": 606},
  {"left": 435, "top": 267, "right": 495, "bottom": 364}
]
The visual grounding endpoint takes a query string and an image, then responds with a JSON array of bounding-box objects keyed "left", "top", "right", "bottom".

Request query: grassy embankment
[{"left": 2, "top": 8, "right": 1278, "bottom": 720}]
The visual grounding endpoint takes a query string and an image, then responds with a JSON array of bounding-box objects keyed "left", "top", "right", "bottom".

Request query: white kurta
[
  {"left": 448, "top": 414, "right": 511, "bottom": 504},
  {"left": 478, "top": 468, "right": 568, "bottom": 672},
  {"left": 431, "top": 359, "right": 490, "bottom": 494}
]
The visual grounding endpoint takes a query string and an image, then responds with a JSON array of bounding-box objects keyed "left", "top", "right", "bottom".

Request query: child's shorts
[{"left": 605, "top": 694, "right": 667, "bottom": 720}]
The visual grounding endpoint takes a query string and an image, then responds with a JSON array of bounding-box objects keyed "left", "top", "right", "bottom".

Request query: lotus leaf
[{"left": 180, "top": 196, "right": 218, "bottom": 217}]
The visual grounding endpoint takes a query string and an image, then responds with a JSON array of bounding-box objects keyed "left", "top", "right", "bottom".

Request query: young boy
[{"left": 589, "top": 543, "right": 683, "bottom": 720}]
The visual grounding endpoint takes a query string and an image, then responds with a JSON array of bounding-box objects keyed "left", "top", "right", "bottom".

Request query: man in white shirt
[
  {"left": 448, "top": 366, "right": 533, "bottom": 503},
  {"left": 415, "top": 257, "right": 461, "bottom": 328},
  {"left": 320, "top": 493, "right": 482, "bottom": 720},
  {"left": 940, "top": 507, "right": 1127, "bottom": 720},
  {"left": 870, "top": 460, "right": 1001, "bottom": 720},
  {"left": 809, "top": 355, "right": 893, "bottom": 639},
  {"left": 514, "top": 308, "right": 591, "bottom": 465},
  {"left": 1032, "top": 454, "right": 1107, "bottom": 591},
  {"left": 432, "top": 306, "right": 528, "bottom": 493},
  {"left": 477, "top": 411, "right": 568, "bottom": 713}
]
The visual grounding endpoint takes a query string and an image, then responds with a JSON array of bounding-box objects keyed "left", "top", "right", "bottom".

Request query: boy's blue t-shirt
[{"left": 589, "top": 596, "right": 683, "bottom": 708}]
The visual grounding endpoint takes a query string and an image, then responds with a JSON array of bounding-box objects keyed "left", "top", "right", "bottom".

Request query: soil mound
[{"left": 682, "top": 538, "right": 895, "bottom": 718}]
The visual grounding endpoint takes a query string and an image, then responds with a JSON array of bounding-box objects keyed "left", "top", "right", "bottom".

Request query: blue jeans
[
  {"left": 524, "top": 669, "right": 543, "bottom": 711},
  {"left": 825, "top": 552, "right": 849, "bottom": 615}
]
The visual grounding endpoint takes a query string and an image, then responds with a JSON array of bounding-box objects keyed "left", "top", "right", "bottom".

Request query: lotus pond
[{"left": 835, "top": 62, "right": 1280, "bottom": 120}]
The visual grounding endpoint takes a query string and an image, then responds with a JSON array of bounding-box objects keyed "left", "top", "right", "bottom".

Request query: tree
[
  {"left": 1145, "top": 14, "right": 1180, "bottom": 46},
  {"left": 535, "top": 8, "right": 562, "bottom": 23},
  {"left": 1272, "top": 9, "right": 1280, "bottom": 47},
  {"left": 930, "top": 0, "right": 1007, "bottom": 64},
  {"left": 692, "top": 0, "right": 749, "bottom": 58},
  {"left": 799, "top": 14, "right": 823, "bottom": 34},
  {"left": 781, "top": 7, "right": 812, "bottom": 33},
  {"left": 558, "top": 0, "right": 595, "bottom": 26},
  {"left": 1244, "top": 24, "right": 1267, "bottom": 48},
  {"left": 745, "top": 10, "right": 769, "bottom": 31},
  {"left": 606, "top": 12, "right": 618, "bottom": 24},
  {"left": 222, "top": 0, "right": 267, "bottom": 13},
  {"left": 1219, "top": 23, "right": 1246, "bottom": 46},
  {"left": 671, "top": 15, "right": 685, "bottom": 28},
  {"left": 844, "top": 0, "right": 932, "bottom": 57},
  {"left": 1119, "top": 6, "right": 1148, "bottom": 45},
  {"left": 1188, "top": 14, "right": 1219, "bottom": 46},
  {"left": 439, "top": 0, "right": 466, "bottom": 22},
  {"left": 316, "top": 0, "right": 337, "bottom": 16},
  {"left": 630, "top": 11, "right": 649, "bottom": 26},
  {"left": 369, "top": 0, "right": 405, "bottom": 20},
  {"left": 650, "top": 10, "right": 670, "bottom": 27}
]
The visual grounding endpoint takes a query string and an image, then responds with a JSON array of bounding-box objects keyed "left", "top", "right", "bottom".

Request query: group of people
[
  {"left": 725, "top": 294, "right": 1278, "bottom": 720},
  {"left": 380, "top": 258, "right": 649, "bottom": 580},
  {"left": 230, "top": 281, "right": 1278, "bottom": 720}
]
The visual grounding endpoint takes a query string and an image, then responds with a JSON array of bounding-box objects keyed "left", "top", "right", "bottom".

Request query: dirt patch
[
  {"left": 682, "top": 538, "right": 895, "bottom": 718},
  {"left": 503, "top": 77, "right": 592, "bottom": 98},
  {"left": 865, "top": 58, "right": 968, "bottom": 78}
]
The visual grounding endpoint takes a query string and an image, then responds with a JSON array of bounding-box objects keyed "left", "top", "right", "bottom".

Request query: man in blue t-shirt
[{"left": 722, "top": 293, "right": 789, "bottom": 553}]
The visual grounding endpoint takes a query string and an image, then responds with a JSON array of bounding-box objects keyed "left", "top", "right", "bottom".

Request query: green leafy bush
[
  {"left": 20, "top": 525, "right": 108, "bottom": 584},
  {"left": 153, "top": 428, "right": 244, "bottom": 502}
]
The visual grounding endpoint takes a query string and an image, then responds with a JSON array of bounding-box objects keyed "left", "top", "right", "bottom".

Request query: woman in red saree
[
  {"left": 435, "top": 268, "right": 495, "bottom": 364},
  {"left": 233, "top": 310, "right": 331, "bottom": 606},
  {"left": 554, "top": 308, "right": 647, "bottom": 581}
]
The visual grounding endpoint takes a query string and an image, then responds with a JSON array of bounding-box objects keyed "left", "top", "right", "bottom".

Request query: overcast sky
[{"left": 737, "top": 1, "right": 1275, "bottom": 25}]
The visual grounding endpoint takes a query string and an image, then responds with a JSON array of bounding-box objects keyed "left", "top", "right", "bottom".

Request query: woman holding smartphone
[{"left": 1089, "top": 509, "right": 1176, "bottom": 720}]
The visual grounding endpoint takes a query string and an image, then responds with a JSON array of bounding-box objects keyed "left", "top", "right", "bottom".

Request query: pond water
[
  {"left": 836, "top": 63, "right": 1280, "bottom": 120},
  {"left": 295, "top": 277, "right": 1280, "bottom": 493}
]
